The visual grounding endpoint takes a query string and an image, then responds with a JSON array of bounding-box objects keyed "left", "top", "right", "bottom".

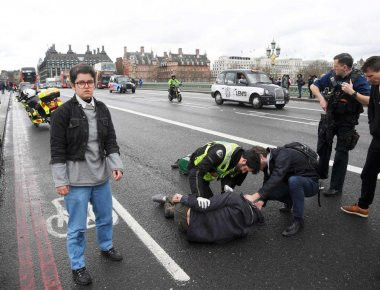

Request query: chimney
[
  {"left": 164, "top": 51, "right": 168, "bottom": 58},
  {"left": 196, "top": 49, "right": 200, "bottom": 57},
  {"left": 124, "top": 46, "right": 127, "bottom": 54},
  {"left": 97, "top": 48, "right": 100, "bottom": 54},
  {"left": 52, "top": 44, "right": 55, "bottom": 50},
  {"left": 140, "top": 46, "right": 145, "bottom": 54},
  {"left": 101, "top": 45, "right": 105, "bottom": 52},
  {"left": 93, "top": 49, "right": 96, "bottom": 54},
  {"left": 178, "top": 48, "right": 183, "bottom": 55},
  {"left": 69, "top": 44, "right": 72, "bottom": 50}
]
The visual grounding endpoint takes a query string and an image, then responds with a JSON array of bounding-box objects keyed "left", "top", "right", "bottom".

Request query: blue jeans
[
  {"left": 297, "top": 85, "right": 303, "bottom": 97},
  {"left": 64, "top": 180, "right": 113, "bottom": 270},
  {"left": 265, "top": 176, "right": 319, "bottom": 221}
]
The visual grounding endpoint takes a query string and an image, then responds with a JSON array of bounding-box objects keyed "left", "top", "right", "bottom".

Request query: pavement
[
  {"left": 0, "top": 91, "right": 11, "bottom": 159},
  {"left": 0, "top": 89, "right": 379, "bottom": 289}
]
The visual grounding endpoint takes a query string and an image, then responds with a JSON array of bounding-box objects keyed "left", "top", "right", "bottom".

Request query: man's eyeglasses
[{"left": 75, "top": 80, "right": 95, "bottom": 88}]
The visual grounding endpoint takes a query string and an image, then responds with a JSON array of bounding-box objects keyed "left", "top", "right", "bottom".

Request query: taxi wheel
[
  {"left": 250, "top": 94, "right": 262, "bottom": 109},
  {"left": 214, "top": 92, "right": 224, "bottom": 105}
]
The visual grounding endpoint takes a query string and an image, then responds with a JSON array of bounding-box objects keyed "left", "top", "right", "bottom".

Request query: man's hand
[
  {"left": 113, "top": 170, "right": 123, "bottom": 181},
  {"left": 254, "top": 200, "right": 264, "bottom": 210},
  {"left": 319, "top": 98, "right": 328, "bottom": 112},
  {"left": 251, "top": 192, "right": 262, "bottom": 202},
  {"left": 56, "top": 185, "right": 69, "bottom": 196},
  {"left": 172, "top": 193, "right": 183, "bottom": 203},
  {"left": 341, "top": 79, "right": 355, "bottom": 95},
  {"left": 197, "top": 197, "right": 210, "bottom": 209}
]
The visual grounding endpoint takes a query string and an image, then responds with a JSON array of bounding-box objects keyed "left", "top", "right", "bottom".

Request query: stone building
[
  {"left": 116, "top": 46, "right": 211, "bottom": 82},
  {"left": 37, "top": 44, "right": 112, "bottom": 83}
]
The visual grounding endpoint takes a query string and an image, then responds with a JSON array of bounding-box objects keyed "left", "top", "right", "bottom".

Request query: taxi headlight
[{"left": 264, "top": 89, "right": 270, "bottom": 95}]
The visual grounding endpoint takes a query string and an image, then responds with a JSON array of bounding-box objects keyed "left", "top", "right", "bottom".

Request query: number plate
[{"left": 276, "top": 101, "right": 284, "bottom": 104}]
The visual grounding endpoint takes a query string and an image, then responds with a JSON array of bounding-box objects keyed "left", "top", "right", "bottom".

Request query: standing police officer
[
  {"left": 341, "top": 56, "right": 380, "bottom": 217},
  {"left": 310, "top": 53, "right": 370, "bottom": 196}
]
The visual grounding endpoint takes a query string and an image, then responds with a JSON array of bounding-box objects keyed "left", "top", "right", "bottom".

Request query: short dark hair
[
  {"left": 333, "top": 53, "right": 353, "bottom": 68},
  {"left": 362, "top": 56, "right": 380, "bottom": 73},
  {"left": 250, "top": 145, "right": 268, "bottom": 157},
  {"left": 242, "top": 149, "right": 261, "bottom": 174},
  {"left": 70, "top": 63, "right": 96, "bottom": 84}
]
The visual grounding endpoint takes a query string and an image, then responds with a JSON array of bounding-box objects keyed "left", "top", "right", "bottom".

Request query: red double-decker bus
[{"left": 19, "top": 67, "right": 37, "bottom": 84}]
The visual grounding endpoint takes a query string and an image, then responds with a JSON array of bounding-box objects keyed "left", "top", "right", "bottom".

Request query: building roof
[{"left": 38, "top": 44, "right": 112, "bottom": 68}]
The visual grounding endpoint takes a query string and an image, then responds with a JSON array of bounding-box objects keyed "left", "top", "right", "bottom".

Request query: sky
[{"left": 0, "top": 0, "right": 379, "bottom": 71}]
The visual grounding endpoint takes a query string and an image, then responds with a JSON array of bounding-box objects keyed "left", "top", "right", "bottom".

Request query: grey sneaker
[{"left": 152, "top": 194, "right": 167, "bottom": 204}]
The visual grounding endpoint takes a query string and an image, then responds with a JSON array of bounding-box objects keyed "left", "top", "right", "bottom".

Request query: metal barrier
[{"left": 138, "top": 82, "right": 312, "bottom": 97}]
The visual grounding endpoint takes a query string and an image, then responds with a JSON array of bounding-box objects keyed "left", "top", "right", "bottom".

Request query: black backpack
[
  {"left": 284, "top": 142, "right": 321, "bottom": 206},
  {"left": 284, "top": 142, "right": 318, "bottom": 168}
]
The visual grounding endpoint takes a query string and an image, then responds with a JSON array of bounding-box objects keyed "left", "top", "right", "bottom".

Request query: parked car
[
  {"left": 108, "top": 75, "right": 136, "bottom": 94},
  {"left": 211, "top": 69, "right": 290, "bottom": 109}
]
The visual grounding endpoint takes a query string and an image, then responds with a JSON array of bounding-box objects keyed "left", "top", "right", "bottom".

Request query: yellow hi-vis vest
[{"left": 193, "top": 141, "right": 240, "bottom": 181}]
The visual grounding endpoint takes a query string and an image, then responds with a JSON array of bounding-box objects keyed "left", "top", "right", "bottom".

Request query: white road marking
[
  {"left": 246, "top": 111, "right": 319, "bottom": 122},
  {"left": 112, "top": 198, "right": 190, "bottom": 282},
  {"left": 106, "top": 105, "right": 376, "bottom": 178},
  {"left": 236, "top": 112, "right": 318, "bottom": 125}
]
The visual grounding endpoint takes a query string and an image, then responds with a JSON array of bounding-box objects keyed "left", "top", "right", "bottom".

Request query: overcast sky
[{"left": 0, "top": 0, "right": 378, "bottom": 70}]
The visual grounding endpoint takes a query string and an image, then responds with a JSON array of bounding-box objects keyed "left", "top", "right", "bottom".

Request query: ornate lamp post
[{"left": 266, "top": 39, "right": 281, "bottom": 78}]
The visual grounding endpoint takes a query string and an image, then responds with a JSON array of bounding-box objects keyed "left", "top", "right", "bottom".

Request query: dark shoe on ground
[
  {"left": 340, "top": 203, "right": 369, "bottom": 218},
  {"left": 171, "top": 160, "right": 179, "bottom": 169},
  {"left": 72, "top": 267, "right": 92, "bottom": 285},
  {"left": 101, "top": 247, "right": 123, "bottom": 261},
  {"left": 322, "top": 188, "right": 341, "bottom": 197},
  {"left": 282, "top": 220, "right": 304, "bottom": 237},
  {"left": 164, "top": 196, "right": 175, "bottom": 218},
  {"left": 152, "top": 194, "right": 167, "bottom": 204}
]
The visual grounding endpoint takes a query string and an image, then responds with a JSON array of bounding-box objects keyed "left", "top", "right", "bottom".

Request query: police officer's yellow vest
[{"left": 193, "top": 141, "right": 240, "bottom": 181}]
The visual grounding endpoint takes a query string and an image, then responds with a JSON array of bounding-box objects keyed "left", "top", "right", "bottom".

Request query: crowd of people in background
[{"left": 0, "top": 81, "right": 17, "bottom": 94}]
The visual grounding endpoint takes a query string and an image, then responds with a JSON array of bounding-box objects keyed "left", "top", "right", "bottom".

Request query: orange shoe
[{"left": 340, "top": 203, "right": 369, "bottom": 218}]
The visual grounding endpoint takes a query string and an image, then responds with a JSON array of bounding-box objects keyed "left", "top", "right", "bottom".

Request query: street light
[{"left": 266, "top": 39, "right": 281, "bottom": 77}]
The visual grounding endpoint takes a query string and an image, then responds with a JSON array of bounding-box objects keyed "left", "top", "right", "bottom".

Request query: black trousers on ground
[
  {"left": 317, "top": 122, "right": 355, "bottom": 192},
  {"left": 358, "top": 137, "right": 380, "bottom": 209}
]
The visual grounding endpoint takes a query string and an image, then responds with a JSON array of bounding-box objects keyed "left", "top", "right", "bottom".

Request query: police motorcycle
[
  {"left": 168, "top": 83, "right": 182, "bottom": 103},
  {"left": 18, "top": 88, "right": 62, "bottom": 127}
]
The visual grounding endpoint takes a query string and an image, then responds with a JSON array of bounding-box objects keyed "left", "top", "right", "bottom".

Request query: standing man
[
  {"left": 341, "top": 56, "right": 380, "bottom": 217},
  {"left": 310, "top": 53, "right": 370, "bottom": 196},
  {"left": 50, "top": 63, "right": 124, "bottom": 286},
  {"left": 249, "top": 143, "right": 320, "bottom": 237},
  {"left": 296, "top": 74, "right": 305, "bottom": 98}
]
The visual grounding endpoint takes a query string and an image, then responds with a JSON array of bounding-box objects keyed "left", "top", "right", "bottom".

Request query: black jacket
[
  {"left": 258, "top": 147, "right": 319, "bottom": 199},
  {"left": 180, "top": 192, "right": 263, "bottom": 244},
  {"left": 50, "top": 95, "right": 119, "bottom": 164},
  {"left": 368, "top": 85, "right": 380, "bottom": 138}
]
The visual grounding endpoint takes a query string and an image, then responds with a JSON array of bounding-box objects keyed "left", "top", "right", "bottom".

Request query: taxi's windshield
[
  {"left": 246, "top": 72, "right": 271, "bottom": 84},
  {"left": 117, "top": 77, "right": 130, "bottom": 83}
]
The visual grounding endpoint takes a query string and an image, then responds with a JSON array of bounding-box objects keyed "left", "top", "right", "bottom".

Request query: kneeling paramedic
[
  {"left": 250, "top": 143, "right": 320, "bottom": 237},
  {"left": 171, "top": 141, "right": 261, "bottom": 199}
]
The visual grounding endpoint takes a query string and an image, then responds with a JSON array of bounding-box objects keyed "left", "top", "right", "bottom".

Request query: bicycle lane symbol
[{"left": 46, "top": 197, "right": 119, "bottom": 238}]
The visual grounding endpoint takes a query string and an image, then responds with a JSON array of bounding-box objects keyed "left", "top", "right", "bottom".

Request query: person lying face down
[{"left": 153, "top": 189, "right": 264, "bottom": 244}]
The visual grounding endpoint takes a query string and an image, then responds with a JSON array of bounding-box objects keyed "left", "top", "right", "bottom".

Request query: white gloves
[
  {"left": 224, "top": 185, "right": 234, "bottom": 193},
  {"left": 197, "top": 197, "right": 210, "bottom": 209}
]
